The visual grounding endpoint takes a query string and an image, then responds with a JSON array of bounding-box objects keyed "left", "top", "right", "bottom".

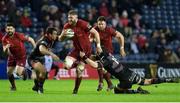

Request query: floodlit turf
[{"left": 0, "top": 79, "right": 180, "bottom": 102}]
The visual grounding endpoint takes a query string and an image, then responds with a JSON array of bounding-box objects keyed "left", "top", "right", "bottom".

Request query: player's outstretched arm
[
  {"left": 27, "top": 36, "right": 36, "bottom": 48},
  {"left": 79, "top": 51, "right": 99, "bottom": 69},
  {"left": 39, "top": 45, "right": 60, "bottom": 61}
]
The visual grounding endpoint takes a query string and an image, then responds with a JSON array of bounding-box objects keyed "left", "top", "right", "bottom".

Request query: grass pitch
[{"left": 0, "top": 79, "right": 180, "bottom": 102}]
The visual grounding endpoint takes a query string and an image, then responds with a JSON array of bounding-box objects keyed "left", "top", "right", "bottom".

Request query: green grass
[{"left": 0, "top": 79, "right": 180, "bottom": 102}]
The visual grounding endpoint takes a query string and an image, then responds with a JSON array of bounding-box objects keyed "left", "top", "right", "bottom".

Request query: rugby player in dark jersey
[
  {"left": 28, "top": 27, "right": 60, "bottom": 94},
  {"left": 79, "top": 50, "right": 175, "bottom": 94}
]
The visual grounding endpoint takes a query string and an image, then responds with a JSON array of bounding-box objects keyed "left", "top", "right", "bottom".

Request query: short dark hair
[
  {"left": 97, "top": 16, "right": 106, "bottom": 22},
  {"left": 68, "top": 10, "right": 78, "bottom": 15},
  {"left": 46, "top": 27, "right": 57, "bottom": 34},
  {"left": 6, "top": 22, "right": 15, "bottom": 27}
]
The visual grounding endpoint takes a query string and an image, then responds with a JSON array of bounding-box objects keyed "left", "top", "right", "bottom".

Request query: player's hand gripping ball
[{"left": 65, "top": 29, "right": 74, "bottom": 38}]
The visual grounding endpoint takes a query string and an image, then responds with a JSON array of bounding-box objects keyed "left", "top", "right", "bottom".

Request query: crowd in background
[{"left": 0, "top": 0, "right": 180, "bottom": 63}]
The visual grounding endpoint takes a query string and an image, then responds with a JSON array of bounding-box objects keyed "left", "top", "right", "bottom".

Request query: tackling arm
[
  {"left": 27, "top": 36, "right": 36, "bottom": 48},
  {"left": 79, "top": 51, "right": 99, "bottom": 68},
  {"left": 39, "top": 45, "right": 60, "bottom": 61}
]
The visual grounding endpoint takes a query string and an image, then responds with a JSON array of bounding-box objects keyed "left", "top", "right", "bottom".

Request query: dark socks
[
  {"left": 103, "top": 72, "right": 113, "bottom": 87},
  {"left": 8, "top": 74, "right": 16, "bottom": 88},
  {"left": 34, "top": 79, "right": 38, "bottom": 87},
  {"left": 73, "top": 77, "right": 82, "bottom": 93},
  {"left": 38, "top": 78, "right": 45, "bottom": 88},
  {"left": 98, "top": 69, "right": 104, "bottom": 84}
]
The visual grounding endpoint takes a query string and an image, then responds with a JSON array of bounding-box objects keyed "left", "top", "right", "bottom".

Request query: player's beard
[
  {"left": 7, "top": 32, "right": 14, "bottom": 36},
  {"left": 69, "top": 20, "right": 76, "bottom": 26}
]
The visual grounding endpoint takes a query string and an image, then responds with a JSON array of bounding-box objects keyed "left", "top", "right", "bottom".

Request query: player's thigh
[
  {"left": 32, "top": 62, "right": 46, "bottom": 73},
  {"left": 64, "top": 56, "right": 76, "bottom": 69}
]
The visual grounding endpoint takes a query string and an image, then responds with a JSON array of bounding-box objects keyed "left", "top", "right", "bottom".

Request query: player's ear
[
  {"left": 13, "top": 28, "right": 15, "bottom": 32},
  {"left": 5, "top": 27, "right": 8, "bottom": 32},
  {"left": 75, "top": 15, "right": 78, "bottom": 19}
]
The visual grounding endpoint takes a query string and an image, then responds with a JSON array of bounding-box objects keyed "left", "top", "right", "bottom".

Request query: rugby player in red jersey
[
  {"left": 91, "top": 16, "right": 126, "bottom": 91},
  {"left": 2, "top": 23, "right": 36, "bottom": 91},
  {"left": 59, "top": 10, "right": 102, "bottom": 94}
]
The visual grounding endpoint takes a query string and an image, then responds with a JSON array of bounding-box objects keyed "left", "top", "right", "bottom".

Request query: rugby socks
[
  {"left": 34, "top": 79, "right": 38, "bottom": 87},
  {"left": 8, "top": 74, "right": 16, "bottom": 88},
  {"left": 32, "top": 79, "right": 39, "bottom": 92},
  {"left": 98, "top": 69, "right": 104, "bottom": 84},
  {"left": 73, "top": 77, "right": 82, "bottom": 94},
  {"left": 103, "top": 72, "right": 113, "bottom": 88},
  {"left": 38, "top": 78, "right": 45, "bottom": 89}
]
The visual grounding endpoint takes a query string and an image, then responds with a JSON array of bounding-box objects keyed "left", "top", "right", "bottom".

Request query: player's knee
[
  {"left": 16, "top": 66, "right": 24, "bottom": 76},
  {"left": 31, "top": 70, "right": 37, "bottom": 79},
  {"left": 7, "top": 70, "right": 13, "bottom": 76},
  {"left": 76, "top": 64, "right": 85, "bottom": 78},
  {"left": 39, "top": 71, "right": 46, "bottom": 79},
  {"left": 64, "top": 58, "right": 74, "bottom": 69},
  {"left": 7, "top": 67, "right": 14, "bottom": 75}
]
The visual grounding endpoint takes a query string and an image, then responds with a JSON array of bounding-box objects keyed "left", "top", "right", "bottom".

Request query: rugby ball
[{"left": 65, "top": 29, "right": 74, "bottom": 38}]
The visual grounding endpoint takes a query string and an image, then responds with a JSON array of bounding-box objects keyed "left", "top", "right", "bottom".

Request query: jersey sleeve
[
  {"left": 39, "top": 40, "right": 48, "bottom": 48},
  {"left": 18, "top": 33, "right": 29, "bottom": 42},
  {"left": 63, "top": 23, "right": 69, "bottom": 29}
]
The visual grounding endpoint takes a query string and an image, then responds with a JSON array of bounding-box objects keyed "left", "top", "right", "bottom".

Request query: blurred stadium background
[{"left": 0, "top": 0, "right": 180, "bottom": 82}]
